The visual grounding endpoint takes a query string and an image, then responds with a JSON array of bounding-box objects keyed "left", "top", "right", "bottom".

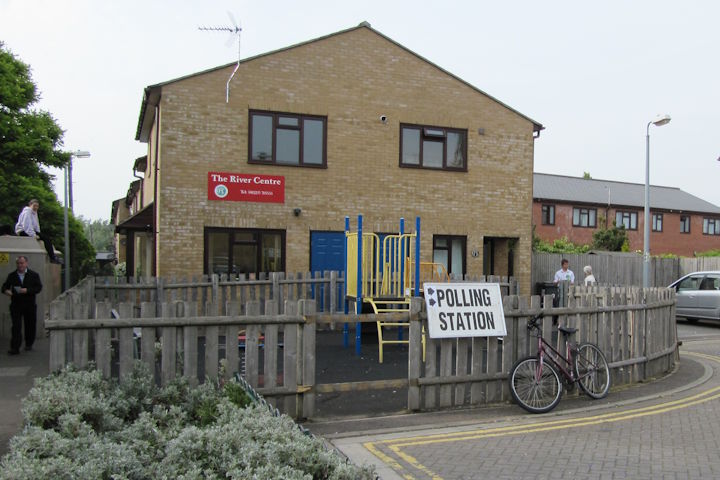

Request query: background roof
[{"left": 534, "top": 173, "right": 720, "bottom": 214}]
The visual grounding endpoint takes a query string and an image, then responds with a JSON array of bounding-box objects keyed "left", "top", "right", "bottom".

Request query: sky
[{"left": 1, "top": 0, "right": 718, "bottom": 221}]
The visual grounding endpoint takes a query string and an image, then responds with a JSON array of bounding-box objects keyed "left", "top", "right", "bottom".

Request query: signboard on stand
[{"left": 423, "top": 283, "right": 506, "bottom": 339}]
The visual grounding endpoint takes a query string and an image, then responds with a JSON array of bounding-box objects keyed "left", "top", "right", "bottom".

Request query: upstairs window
[
  {"left": 652, "top": 213, "right": 663, "bottom": 232},
  {"left": 616, "top": 211, "right": 638, "bottom": 230},
  {"left": 703, "top": 218, "right": 720, "bottom": 235},
  {"left": 400, "top": 124, "right": 467, "bottom": 171},
  {"left": 680, "top": 215, "right": 691, "bottom": 234},
  {"left": 249, "top": 111, "right": 326, "bottom": 167},
  {"left": 573, "top": 207, "right": 596, "bottom": 227},
  {"left": 541, "top": 205, "right": 555, "bottom": 225}
]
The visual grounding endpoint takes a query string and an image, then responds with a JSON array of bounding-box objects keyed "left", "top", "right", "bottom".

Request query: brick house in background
[
  {"left": 114, "top": 22, "right": 543, "bottom": 293},
  {"left": 533, "top": 173, "right": 720, "bottom": 257}
]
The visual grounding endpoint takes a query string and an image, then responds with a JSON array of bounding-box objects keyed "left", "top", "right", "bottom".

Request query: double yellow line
[{"left": 363, "top": 351, "right": 720, "bottom": 480}]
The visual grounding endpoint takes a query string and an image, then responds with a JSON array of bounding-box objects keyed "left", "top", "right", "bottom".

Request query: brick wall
[
  {"left": 140, "top": 27, "right": 537, "bottom": 292},
  {"left": 533, "top": 201, "right": 720, "bottom": 256}
]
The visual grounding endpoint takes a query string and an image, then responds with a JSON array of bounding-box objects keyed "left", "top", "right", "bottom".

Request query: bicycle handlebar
[{"left": 527, "top": 313, "right": 543, "bottom": 330}]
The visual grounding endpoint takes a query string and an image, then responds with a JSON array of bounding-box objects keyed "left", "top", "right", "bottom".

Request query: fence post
[
  {"left": 211, "top": 274, "right": 219, "bottom": 309},
  {"left": 94, "top": 301, "right": 112, "bottom": 378},
  {"left": 408, "top": 297, "right": 423, "bottom": 411},
  {"left": 299, "top": 299, "right": 316, "bottom": 419},
  {"left": 49, "top": 301, "right": 66, "bottom": 372},
  {"left": 330, "top": 270, "right": 338, "bottom": 314},
  {"left": 156, "top": 277, "right": 165, "bottom": 316},
  {"left": 283, "top": 300, "right": 299, "bottom": 417},
  {"left": 118, "top": 302, "right": 135, "bottom": 380},
  {"left": 245, "top": 301, "right": 261, "bottom": 388}
]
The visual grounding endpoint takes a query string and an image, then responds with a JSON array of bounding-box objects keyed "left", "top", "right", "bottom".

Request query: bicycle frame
[{"left": 535, "top": 333, "right": 576, "bottom": 383}]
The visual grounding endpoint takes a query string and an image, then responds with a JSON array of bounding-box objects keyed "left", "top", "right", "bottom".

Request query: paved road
[{"left": 325, "top": 322, "right": 720, "bottom": 479}]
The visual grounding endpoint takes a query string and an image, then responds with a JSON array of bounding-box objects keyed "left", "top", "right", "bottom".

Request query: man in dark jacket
[{"left": 2, "top": 256, "right": 42, "bottom": 355}]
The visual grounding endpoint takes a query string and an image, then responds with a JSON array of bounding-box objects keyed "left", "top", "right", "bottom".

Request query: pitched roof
[
  {"left": 534, "top": 173, "right": 720, "bottom": 214},
  {"left": 136, "top": 21, "right": 543, "bottom": 141}
]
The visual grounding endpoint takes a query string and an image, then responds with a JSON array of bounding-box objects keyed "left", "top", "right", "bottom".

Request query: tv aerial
[{"left": 199, "top": 12, "right": 242, "bottom": 103}]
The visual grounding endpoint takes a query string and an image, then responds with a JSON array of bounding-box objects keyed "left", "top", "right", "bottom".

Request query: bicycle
[{"left": 509, "top": 313, "right": 611, "bottom": 413}]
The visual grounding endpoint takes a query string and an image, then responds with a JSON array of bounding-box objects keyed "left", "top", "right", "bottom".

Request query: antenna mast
[{"left": 199, "top": 13, "right": 242, "bottom": 103}]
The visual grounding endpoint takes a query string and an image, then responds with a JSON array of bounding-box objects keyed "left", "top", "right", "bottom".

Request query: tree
[
  {"left": 79, "top": 216, "right": 114, "bottom": 252},
  {"left": 592, "top": 223, "right": 628, "bottom": 251},
  {"left": 0, "top": 43, "right": 94, "bottom": 286},
  {"left": 583, "top": 172, "right": 592, "bottom": 179}
]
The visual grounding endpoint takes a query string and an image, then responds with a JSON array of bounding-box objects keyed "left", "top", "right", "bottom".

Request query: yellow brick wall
[{"left": 143, "top": 27, "right": 536, "bottom": 293}]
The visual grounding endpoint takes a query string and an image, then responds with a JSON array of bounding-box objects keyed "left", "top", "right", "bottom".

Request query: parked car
[{"left": 669, "top": 271, "right": 720, "bottom": 322}]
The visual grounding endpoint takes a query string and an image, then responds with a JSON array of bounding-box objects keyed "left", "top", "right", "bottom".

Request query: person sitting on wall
[{"left": 15, "top": 199, "right": 62, "bottom": 264}]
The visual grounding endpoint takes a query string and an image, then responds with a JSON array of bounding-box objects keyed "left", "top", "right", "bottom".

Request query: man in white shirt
[{"left": 553, "top": 259, "right": 575, "bottom": 284}]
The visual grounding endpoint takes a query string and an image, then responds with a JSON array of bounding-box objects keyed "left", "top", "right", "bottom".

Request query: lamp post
[
  {"left": 643, "top": 115, "right": 670, "bottom": 289},
  {"left": 64, "top": 150, "right": 91, "bottom": 290}
]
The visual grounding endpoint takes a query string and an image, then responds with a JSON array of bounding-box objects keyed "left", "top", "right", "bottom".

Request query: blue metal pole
[
  {"left": 356, "top": 215, "right": 363, "bottom": 356},
  {"left": 343, "top": 216, "right": 349, "bottom": 348},
  {"left": 398, "top": 218, "right": 405, "bottom": 341}
]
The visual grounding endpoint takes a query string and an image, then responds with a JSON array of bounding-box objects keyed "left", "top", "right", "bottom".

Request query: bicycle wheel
[
  {"left": 509, "top": 356, "right": 563, "bottom": 414},
  {"left": 574, "top": 343, "right": 610, "bottom": 399}
]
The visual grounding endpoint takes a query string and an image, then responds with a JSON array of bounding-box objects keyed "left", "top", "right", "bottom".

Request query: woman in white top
[{"left": 583, "top": 265, "right": 596, "bottom": 286}]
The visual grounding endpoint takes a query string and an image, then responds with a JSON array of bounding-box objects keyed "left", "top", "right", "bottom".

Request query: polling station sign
[
  {"left": 208, "top": 172, "right": 285, "bottom": 203},
  {"left": 424, "top": 283, "right": 506, "bottom": 339}
]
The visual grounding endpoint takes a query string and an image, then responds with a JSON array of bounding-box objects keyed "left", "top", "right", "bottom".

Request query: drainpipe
[{"left": 153, "top": 105, "right": 160, "bottom": 277}]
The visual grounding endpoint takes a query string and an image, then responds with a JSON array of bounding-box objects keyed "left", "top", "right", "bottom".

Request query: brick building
[
  {"left": 115, "top": 22, "right": 542, "bottom": 292},
  {"left": 533, "top": 173, "right": 720, "bottom": 256}
]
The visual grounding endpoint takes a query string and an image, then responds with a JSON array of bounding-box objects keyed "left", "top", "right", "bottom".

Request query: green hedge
[{"left": 1, "top": 364, "right": 375, "bottom": 479}]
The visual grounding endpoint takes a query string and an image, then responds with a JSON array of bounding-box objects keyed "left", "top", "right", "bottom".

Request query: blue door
[
  {"left": 310, "top": 231, "right": 345, "bottom": 273},
  {"left": 310, "top": 231, "right": 345, "bottom": 310}
]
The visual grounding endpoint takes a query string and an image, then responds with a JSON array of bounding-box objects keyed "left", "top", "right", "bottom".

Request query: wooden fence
[
  {"left": 407, "top": 285, "right": 677, "bottom": 410},
  {"left": 92, "top": 272, "right": 517, "bottom": 315},
  {"left": 46, "top": 278, "right": 676, "bottom": 419},
  {"left": 533, "top": 251, "right": 720, "bottom": 288}
]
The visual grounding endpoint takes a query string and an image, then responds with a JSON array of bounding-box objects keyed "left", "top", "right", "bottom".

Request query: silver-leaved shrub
[{"left": 1, "top": 363, "right": 375, "bottom": 479}]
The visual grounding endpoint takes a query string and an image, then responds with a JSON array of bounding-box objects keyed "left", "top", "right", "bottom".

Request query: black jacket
[{"left": 2, "top": 269, "right": 42, "bottom": 307}]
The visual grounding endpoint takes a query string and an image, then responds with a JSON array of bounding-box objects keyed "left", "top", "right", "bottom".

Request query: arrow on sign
[
  {"left": 427, "top": 287, "right": 435, "bottom": 295},
  {"left": 429, "top": 298, "right": 436, "bottom": 306}
]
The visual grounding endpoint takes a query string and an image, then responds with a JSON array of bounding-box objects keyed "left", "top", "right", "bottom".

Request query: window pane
[
  {"left": 424, "top": 128, "right": 445, "bottom": 137},
  {"left": 589, "top": 209, "right": 596, "bottom": 226},
  {"left": 435, "top": 237, "right": 448, "bottom": 248},
  {"left": 630, "top": 214, "right": 637, "bottom": 230},
  {"left": 278, "top": 116, "right": 299, "bottom": 127},
  {"left": 433, "top": 249, "right": 448, "bottom": 271},
  {"left": 234, "top": 232, "right": 255, "bottom": 242},
  {"left": 251, "top": 115, "right": 273, "bottom": 161},
  {"left": 423, "top": 139, "right": 443, "bottom": 168},
  {"left": 207, "top": 232, "right": 229, "bottom": 275},
  {"left": 261, "top": 233, "right": 282, "bottom": 272},
  {"left": 276, "top": 129, "right": 300, "bottom": 164},
  {"left": 402, "top": 128, "right": 420, "bottom": 165},
  {"left": 574, "top": 209, "right": 581, "bottom": 225},
  {"left": 451, "top": 238, "right": 464, "bottom": 274},
  {"left": 232, "top": 244, "right": 257, "bottom": 275},
  {"left": 303, "top": 119, "right": 323, "bottom": 165},
  {"left": 446, "top": 132, "right": 465, "bottom": 168}
]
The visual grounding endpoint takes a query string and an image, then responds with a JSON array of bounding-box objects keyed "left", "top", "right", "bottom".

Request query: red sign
[{"left": 208, "top": 172, "right": 285, "bottom": 203}]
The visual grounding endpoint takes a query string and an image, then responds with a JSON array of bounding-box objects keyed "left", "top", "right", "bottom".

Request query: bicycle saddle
[{"left": 558, "top": 325, "right": 577, "bottom": 335}]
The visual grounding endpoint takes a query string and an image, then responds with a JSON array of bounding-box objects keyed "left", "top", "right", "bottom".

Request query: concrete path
[{"left": 0, "top": 335, "right": 49, "bottom": 456}]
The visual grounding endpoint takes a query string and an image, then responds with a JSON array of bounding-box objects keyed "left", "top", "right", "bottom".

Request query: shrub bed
[{"left": 1, "top": 364, "right": 375, "bottom": 479}]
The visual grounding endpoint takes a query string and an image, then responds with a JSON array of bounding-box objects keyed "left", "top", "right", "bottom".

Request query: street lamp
[
  {"left": 643, "top": 115, "right": 670, "bottom": 289},
  {"left": 64, "top": 150, "right": 91, "bottom": 290}
]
